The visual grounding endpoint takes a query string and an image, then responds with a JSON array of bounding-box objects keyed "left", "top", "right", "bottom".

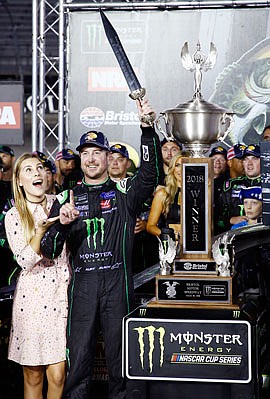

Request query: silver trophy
[
  {"left": 156, "top": 41, "right": 234, "bottom": 157},
  {"left": 157, "top": 235, "right": 176, "bottom": 276}
]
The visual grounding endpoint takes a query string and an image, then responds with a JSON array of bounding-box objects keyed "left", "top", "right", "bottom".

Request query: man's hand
[
  {"left": 230, "top": 215, "right": 248, "bottom": 225},
  {"left": 134, "top": 217, "right": 146, "bottom": 234},
  {"left": 60, "top": 190, "right": 80, "bottom": 225},
  {"left": 136, "top": 98, "right": 156, "bottom": 127}
]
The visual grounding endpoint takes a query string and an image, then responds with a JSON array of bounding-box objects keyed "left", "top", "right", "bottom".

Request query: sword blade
[{"left": 100, "top": 10, "right": 141, "bottom": 93}]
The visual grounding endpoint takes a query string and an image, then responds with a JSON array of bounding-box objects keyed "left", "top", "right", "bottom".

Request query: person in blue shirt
[{"left": 231, "top": 186, "right": 262, "bottom": 229}]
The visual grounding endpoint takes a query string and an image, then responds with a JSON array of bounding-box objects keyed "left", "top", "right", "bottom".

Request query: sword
[{"left": 100, "top": 10, "right": 155, "bottom": 125}]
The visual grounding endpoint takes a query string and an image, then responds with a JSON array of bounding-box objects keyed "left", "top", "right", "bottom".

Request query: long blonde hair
[
  {"left": 162, "top": 153, "right": 186, "bottom": 216},
  {"left": 13, "top": 153, "right": 41, "bottom": 243}
]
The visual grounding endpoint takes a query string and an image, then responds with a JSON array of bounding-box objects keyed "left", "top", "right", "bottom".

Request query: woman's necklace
[{"left": 26, "top": 196, "right": 46, "bottom": 205}]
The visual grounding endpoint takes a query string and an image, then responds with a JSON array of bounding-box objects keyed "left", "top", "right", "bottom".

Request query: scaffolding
[
  {"left": 32, "top": 0, "right": 270, "bottom": 158},
  {"left": 32, "top": 0, "right": 66, "bottom": 158}
]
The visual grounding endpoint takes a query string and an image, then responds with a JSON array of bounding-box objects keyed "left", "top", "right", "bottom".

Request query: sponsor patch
[
  {"left": 100, "top": 190, "right": 116, "bottom": 200},
  {"left": 100, "top": 199, "right": 111, "bottom": 210},
  {"left": 142, "top": 145, "right": 149, "bottom": 162}
]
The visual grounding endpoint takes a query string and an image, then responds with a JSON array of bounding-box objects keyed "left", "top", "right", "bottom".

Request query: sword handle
[{"left": 130, "top": 88, "right": 156, "bottom": 126}]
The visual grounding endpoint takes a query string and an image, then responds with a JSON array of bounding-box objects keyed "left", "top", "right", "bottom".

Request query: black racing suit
[
  {"left": 217, "top": 175, "right": 261, "bottom": 232},
  {"left": 41, "top": 126, "right": 161, "bottom": 399}
]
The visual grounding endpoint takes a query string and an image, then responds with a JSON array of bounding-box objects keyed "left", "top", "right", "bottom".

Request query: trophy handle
[
  {"left": 155, "top": 113, "right": 174, "bottom": 141},
  {"left": 218, "top": 113, "right": 234, "bottom": 143}
]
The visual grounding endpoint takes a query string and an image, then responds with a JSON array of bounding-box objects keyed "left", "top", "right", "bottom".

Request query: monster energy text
[{"left": 170, "top": 331, "right": 243, "bottom": 346}]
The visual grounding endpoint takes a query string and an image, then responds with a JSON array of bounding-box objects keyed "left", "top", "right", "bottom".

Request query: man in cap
[
  {"left": 226, "top": 143, "right": 245, "bottom": 179},
  {"left": 0, "top": 145, "right": 15, "bottom": 214},
  {"left": 161, "top": 138, "right": 181, "bottom": 176},
  {"left": 41, "top": 99, "right": 161, "bottom": 399},
  {"left": 209, "top": 146, "right": 229, "bottom": 235},
  {"left": 262, "top": 125, "right": 270, "bottom": 142},
  {"left": 0, "top": 145, "right": 15, "bottom": 181},
  {"left": 0, "top": 152, "right": 18, "bottom": 289},
  {"left": 218, "top": 144, "right": 261, "bottom": 232},
  {"left": 108, "top": 143, "right": 131, "bottom": 181},
  {"left": 0, "top": 157, "right": 6, "bottom": 213},
  {"left": 55, "top": 148, "right": 82, "bottom": 191},
  {"left": 209, "top": 145, "right": 228, "bottom": 179}
]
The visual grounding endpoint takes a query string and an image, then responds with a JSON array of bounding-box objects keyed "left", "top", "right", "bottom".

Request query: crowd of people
[{"left": 0, "top": 101, "right": 269, "bottom": 398}]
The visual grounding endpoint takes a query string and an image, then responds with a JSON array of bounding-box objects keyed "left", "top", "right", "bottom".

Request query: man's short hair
[{"left": 160, "top": 138, "right": 182, "bottom": 149}]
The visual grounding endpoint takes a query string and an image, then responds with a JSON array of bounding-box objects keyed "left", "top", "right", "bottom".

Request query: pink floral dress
[{"left": 5, "top": 195, "right": 70, "bottom": 366}]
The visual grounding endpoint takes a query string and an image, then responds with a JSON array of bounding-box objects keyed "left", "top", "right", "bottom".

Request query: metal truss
[
  {"left": 32, "top": 0, "right": 270, "bottom": 158},
  {"left": 32, "top": 0, "right": 66, "bottom": 158}
]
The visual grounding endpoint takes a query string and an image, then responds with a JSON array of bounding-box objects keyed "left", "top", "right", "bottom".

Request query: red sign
[{"left": 0, "top": 102, "right": 21, "bottom": 129}]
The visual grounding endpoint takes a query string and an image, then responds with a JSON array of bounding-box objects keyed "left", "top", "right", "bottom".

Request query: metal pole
[
  {"left": 32, "top": 0, "right": 38, "bottom": 152},
  {"left": 59, "top": 0, "right": 65, "bottom": 151},
  {"left": 39, "top": 0, "right": 45, "bottom": 151},
  {"left": 64, "top": 0, "right": 270, "bottom": 10}
]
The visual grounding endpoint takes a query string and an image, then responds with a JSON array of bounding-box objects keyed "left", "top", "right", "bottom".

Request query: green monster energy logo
[
  {"left": 162, "top": 239, "right": 168, "bottom": 254},
  {"left": 83, "top": 217, "right": 105, "bottom": 249},
  {"left": 133, "top": 325, "right": 165, "bottom": 373},
  {"left": 0, "top": 238, "right": 5, "bottom": 247},
  {"left": 238, "top": 204, "right": 244, "bottom": 216}
]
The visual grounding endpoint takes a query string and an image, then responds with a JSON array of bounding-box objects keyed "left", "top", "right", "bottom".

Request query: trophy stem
[{"left": 183, "top": 143, "right": 211, "bottom": 158}]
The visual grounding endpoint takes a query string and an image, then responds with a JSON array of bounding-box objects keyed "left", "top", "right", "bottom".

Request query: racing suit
[
  {"left": 217, "top": 175, "right": 261, "bottom": 232},
  {"left": 41, "top": 126, "right": 161, "bottom": 399}
]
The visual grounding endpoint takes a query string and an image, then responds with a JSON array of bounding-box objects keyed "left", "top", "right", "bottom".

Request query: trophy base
[{"left": 155, "top": 274, "right": 233, "bottom": 306}]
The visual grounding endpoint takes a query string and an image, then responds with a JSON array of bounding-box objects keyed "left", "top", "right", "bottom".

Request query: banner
[
  {"left": 68, "top": 9, "right": 270, "bottom": 161},
  {"left": 125, "top": 318, "right": 251, "bottom": 383}
]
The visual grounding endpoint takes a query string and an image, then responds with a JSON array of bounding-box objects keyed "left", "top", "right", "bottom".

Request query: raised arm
[
  {"left": 124, "top": 98, "right": 163, "bottom": 213},
  {"left": 146, "top": 188, "right": 166, "bottom": 237}
]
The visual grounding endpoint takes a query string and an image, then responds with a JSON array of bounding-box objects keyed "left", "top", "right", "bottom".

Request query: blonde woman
[
  {"left": 147, "top": 153, "right": 182, "bottom": 237},
  {"left": 4, "top": 153, "right": 70, "bottom": 399}
]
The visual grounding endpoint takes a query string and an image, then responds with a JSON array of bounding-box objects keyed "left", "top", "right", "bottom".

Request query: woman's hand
[{"left": 36, "top": 215, "right": 60, "bottom": 236}]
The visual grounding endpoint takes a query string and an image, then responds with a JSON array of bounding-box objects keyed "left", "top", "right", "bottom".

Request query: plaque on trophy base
[
  {"left": 174, "top": 259, "right": 217, "bottom": 274},
  {"left": 155, "top": 274, "right": 233, "bottom": 305}
]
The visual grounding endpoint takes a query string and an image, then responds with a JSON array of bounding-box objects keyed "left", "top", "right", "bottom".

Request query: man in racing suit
[
  {"left": 41, "top": 99, "right": 161, "bottom": 399},
  {"left": 217, "top": 144, "right": 261, "bottom": 232}
]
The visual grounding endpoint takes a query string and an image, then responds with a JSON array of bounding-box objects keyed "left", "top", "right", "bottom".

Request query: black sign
[
  {"left": 174, "top": 260, "right": 216, "bottom": 274},
  {"left": 125, "top": 318, "right": 251, "bottom": 382},
  {"left": 157, "top": 277, "right": 230, "bottom": 304},
  {"left": 183, "top": 164, "right": 207, "bottom": 252}
]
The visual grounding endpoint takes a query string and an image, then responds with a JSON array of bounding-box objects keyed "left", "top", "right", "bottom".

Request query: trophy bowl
[{"left": 156, "top": 97, "right": 234, "bottom": 158}]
